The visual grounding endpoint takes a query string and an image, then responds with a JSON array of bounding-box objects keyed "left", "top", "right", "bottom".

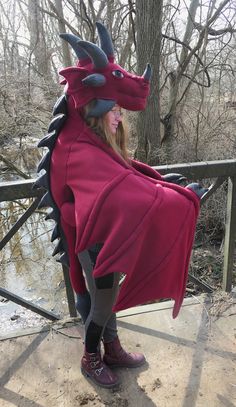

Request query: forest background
[{"left": 0, "top": 0, "right": 236, "bottom": 321}]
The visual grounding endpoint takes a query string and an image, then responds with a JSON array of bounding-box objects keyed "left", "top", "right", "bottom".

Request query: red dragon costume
[{"left": 34, "top": 22, "right": 202, "bottom": 318}]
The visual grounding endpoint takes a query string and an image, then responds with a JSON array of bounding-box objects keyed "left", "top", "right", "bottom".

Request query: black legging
[{"left": 78, "top": 244, "right": 120, "bottom": 353}]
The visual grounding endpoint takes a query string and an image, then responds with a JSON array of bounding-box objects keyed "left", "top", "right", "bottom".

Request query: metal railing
[{"left": 0, "top": 159, "right": 236, "bottom": 320}]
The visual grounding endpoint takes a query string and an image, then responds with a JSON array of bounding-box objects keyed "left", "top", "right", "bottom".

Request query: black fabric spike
[
  {"left": 32, "top": 173, "right": 49, "bottom": 190},
  {"left": 37, "top": 151, "right": 51, "bottom": 173},
  {"left": 96, "top": 22, "right": 114, "bottom": 59},
  {"left": 56, "top": 252, "right": 70, "bottom": 268},
  {"left": 52, "top": 239, "right": 64, "bottom": 256},
  {"left": 38, "top": 191, "right": 54, "bottom": 209},
  {"left": 37, "top": 130, "right": 57, "bottom": 149},
  {"left": 77, "top": 40, "right": 108, "bottom": 70},
  {"left": 45, "top": 210, "right": 59, "bottom": 222},
  {"left": 53, "top": 94, "right": 68, "bottom": 116},
  {"left": 51, "top": 224, "right": 60, "bottom": 242},
  {"left": 59, "top": 33, "right": 88, "bottom": 60},
  {"left": 48, "top": 114, "right": 66, "bottom": 133}
]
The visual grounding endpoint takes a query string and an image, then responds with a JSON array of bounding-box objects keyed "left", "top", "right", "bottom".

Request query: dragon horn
[
  {"left": 77, "top": 40, "right": 108, "bottom": 69},
  {"left": 60, "top": 33, "right": 88, "bottom": 60},
  {"left": 96, "top": 22, "right": 114, "bottom": 59}
]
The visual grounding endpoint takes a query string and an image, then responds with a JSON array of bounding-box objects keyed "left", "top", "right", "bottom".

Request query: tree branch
[
  {"left": 0, "top": 154, "right": 30, "bottom": 179},
  {"left": 194, "top": 22, "right": 236, "bottom": 36},
  {"left": 162, "top": 33, "right": 211, "bottom": 87}
]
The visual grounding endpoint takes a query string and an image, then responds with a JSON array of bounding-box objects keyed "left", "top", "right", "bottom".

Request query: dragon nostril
[{"left": 112, "top": 70, "right": 124, "bottom": 78}]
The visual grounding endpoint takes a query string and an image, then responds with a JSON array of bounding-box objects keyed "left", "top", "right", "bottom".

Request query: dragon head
[{"left": 59, "top": 22, "right": 151, "bottom": 117}]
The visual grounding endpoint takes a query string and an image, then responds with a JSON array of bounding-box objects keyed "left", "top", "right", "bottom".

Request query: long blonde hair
[{"left": 83, "top": 101, "right": 129, "bottom": 161}]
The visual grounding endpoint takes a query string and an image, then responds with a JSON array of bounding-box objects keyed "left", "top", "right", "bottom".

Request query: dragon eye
[{"left": 112, "top": 70, "right": 124, "bottom": 78}]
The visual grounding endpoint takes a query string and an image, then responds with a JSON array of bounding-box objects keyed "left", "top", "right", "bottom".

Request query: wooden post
[
  {"left": 223, "top": 177, "right": 236, "bottom": 291},
  {"left": 62, "top": 265, "right": 77, "bottom": 317}
]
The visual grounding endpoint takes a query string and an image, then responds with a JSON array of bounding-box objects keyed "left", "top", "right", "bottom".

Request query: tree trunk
[
  {"left": 135, "top": 0, "right": 163, "bottom": 165},
  {"left": 54, "top": 0, "right": 72, "bottom": 67},
  {"left": 28, "top": 0, "right": 50, "bottom": 78},
  {"left": 162, "top": 0, "right": 200, "bottom": 160}
]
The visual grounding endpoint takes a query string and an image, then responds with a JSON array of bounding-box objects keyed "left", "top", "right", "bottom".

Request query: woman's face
[{"left": 104, "top": 105, "right": 123, "bottom": 135}]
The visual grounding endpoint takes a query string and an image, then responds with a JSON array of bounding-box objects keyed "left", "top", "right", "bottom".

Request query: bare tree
[
  {"left": 53, "top": 0, "right": 72, "bottom": 66},
  {"left": 161, "top": 0, "right": 236, "bottom": 161},
  {"left": 28, "top": 0, "right": 51, "bottom": 78},
  {"left": 135, "top": 0, "right": 163, "bottom": 165}
]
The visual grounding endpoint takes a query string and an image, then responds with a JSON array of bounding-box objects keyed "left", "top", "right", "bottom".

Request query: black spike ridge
[
  {"left": 45, "top": 209, "right": 59, "bottom": 222},
  {"left": 48, "top": 113, "right": 66, "bottom": 133},
  {"left": 56, "top": 252, "right": 70, "bottom": 268},
  {"left": 51, "top": 224, "right": 60, "bottom": 242},
  {"left": 37, "top": 151, "right": 51, "bottom": 173},
  {"left": 52, "top": 239, "right": 64, "bottom": 256},
  {"left": 53, "top": 94, "right": 68, "bottom": 116},
  {"left": 37, "top": 130, "right": 57, "bottom": 149},
  {"left": 32, "top": 173, "right": 49, "bottom": 190},
  {"left": 38, "top": 191, "right": 54, "bottom": 209}
]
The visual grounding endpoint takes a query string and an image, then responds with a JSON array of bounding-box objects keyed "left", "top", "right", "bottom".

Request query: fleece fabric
[
  {"left": 59, "top": 56, "right": 150, "bottom": 112},
  {"left": 50, "top": 98, "right": 200, "bottom": 318}
]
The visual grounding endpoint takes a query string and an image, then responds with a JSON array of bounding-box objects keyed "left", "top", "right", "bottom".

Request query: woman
[
  {"left": 77, "top": 104, "right": 145, "bottom": 388},
  {"left": 36, "top": 22, "right": 207, "bottom": 390}
]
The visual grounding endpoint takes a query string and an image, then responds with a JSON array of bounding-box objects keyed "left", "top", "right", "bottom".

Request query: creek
[
  {"left": 0, "top": 144, "right": 69, "bottom": 335},
  {"left": 0, "top": 204, "right": 69, "bottom": 335}
]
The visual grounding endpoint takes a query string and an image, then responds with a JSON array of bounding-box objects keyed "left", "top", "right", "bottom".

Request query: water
[{"left": 0, "top": 199, "right": 69, "bottom": 335}]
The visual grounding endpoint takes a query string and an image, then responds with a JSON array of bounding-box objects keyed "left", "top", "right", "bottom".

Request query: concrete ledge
[
  {"left": 116, "top": 294, "right": 208, "bottom": 318},
  {"left": 0, "top": 295, "right": 207, "bottom": 341}
]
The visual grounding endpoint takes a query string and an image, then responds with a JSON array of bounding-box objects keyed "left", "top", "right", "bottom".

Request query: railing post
[
  {"left": 223, "top": 176, "right": 236, "bottom": 291},
  {"left": 62, "top": 265, "right": 77, "bottom": 317}
]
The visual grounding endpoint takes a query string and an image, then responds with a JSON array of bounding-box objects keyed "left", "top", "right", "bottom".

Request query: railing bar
[
  {"left": 1, "top": 159, "right": 236, "bottom": 201},
  {"left": 0, "top": 197, "right": 41, "bottom": 251},
  {"left": 188, "top": 274, "right": 214, "bottom": 293},
  {"left": 0, "top": 287, "right": 60, "bottom": 321},
  {"left": 0, "top": 179, "right": 41, "bottom": 202},
  {"left": 154, "top": 159, "right": 236, "bottom": 179}
]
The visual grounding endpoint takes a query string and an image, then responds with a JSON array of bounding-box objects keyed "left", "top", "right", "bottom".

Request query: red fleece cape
[{"left": 50, "top": 105, "right": 200, "bottom": 318}]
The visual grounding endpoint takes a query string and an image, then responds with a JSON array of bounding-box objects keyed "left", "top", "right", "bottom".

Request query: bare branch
[
  {"left": 194, "top": 22, "right": 236, "bottom": 36},
  {"left": 0, "top": 154, "right": 30, "bottom": 179},
  {"left": 162, "top": 33, "right": 211, "bottom": 87}
]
